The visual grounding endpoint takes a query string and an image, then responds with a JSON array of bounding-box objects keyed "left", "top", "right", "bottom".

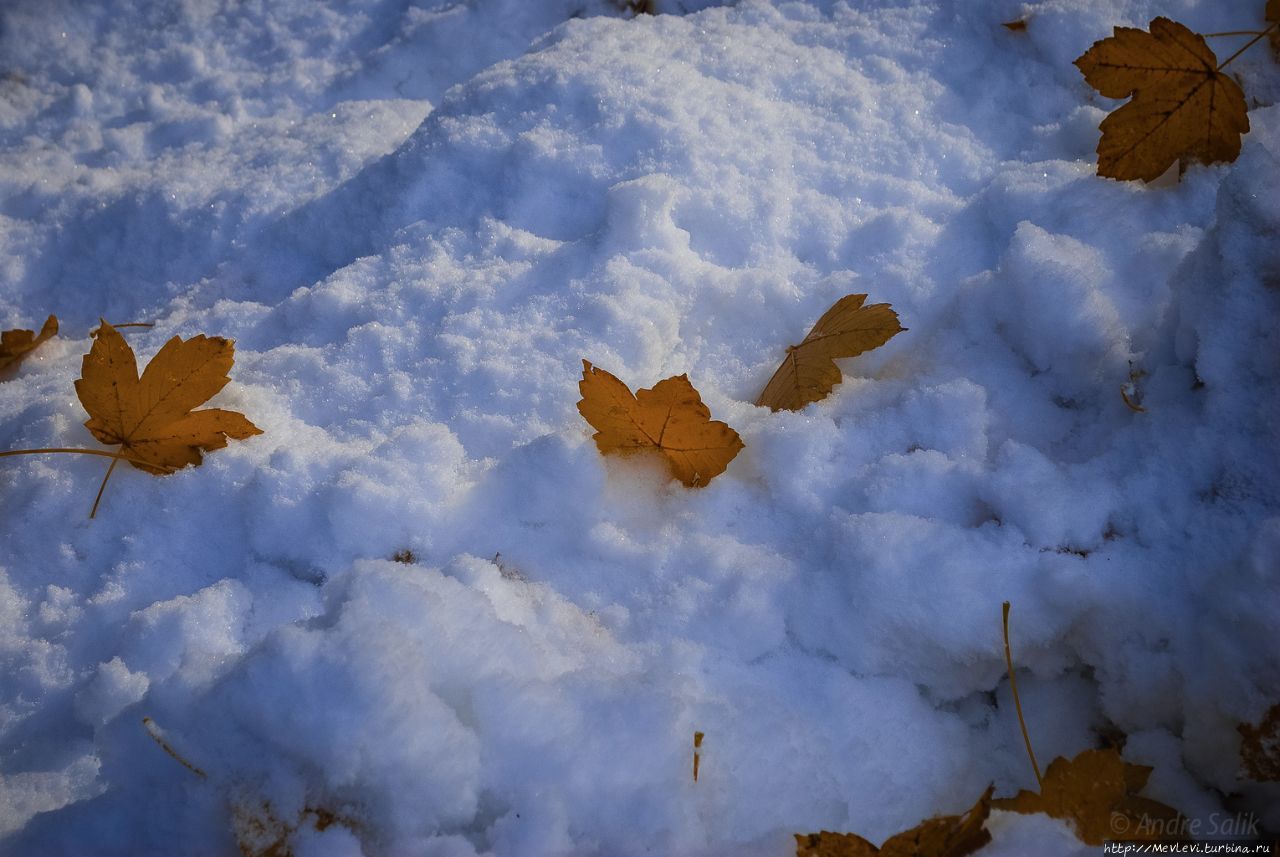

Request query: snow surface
[{"left": 1, "top": 0, "right": 1278, "bottom": 854}]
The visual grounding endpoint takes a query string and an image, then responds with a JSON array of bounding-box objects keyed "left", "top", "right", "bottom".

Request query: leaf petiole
[
  {"left": 0, "top": 447, "right": 172, "bottom": 469},
  {"left": 1218, "top": 22, "right": 1277, "bottom": 70},
  {"left": 0, "top": 447, "right": 177, "bottom": 519},
  {"left": 142, "top": 716, "right": 207, "bottom": 779},
  {"left": 89, "top": 457, "right": 119, "bottom": 519},
  {"left": 90, "top": 320, "right": 155, "bottom": 337},
  {"left": 1003, "top": 601, "right": 1044, "bottom": 789}
]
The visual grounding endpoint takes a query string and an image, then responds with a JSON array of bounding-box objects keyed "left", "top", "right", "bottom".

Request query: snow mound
[{"left": 2, "top": 0, "right": 1277, "bottom": 854}]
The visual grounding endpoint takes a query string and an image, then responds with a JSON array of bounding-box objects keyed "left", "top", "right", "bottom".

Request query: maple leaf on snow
[
  {"left": 992, "top": 748, "right": 1182, "bottom": 845},
  {"left": 1075, "top": 17, "right": 1249, "bottom": 181},
  {"left": 75, "top": 320, "right": 261, "bottom": 474},
  {"left": 577, "top": 360, "right": 742, "bottom": 487},
  {"left": 795, "top": 786, "right": 994, "bottom": 857}
]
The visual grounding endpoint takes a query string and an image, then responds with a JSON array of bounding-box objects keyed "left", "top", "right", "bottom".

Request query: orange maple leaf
[
  {"left": 1075, "top": 18, "right": 1249, "bottom": 181},
  {"left": 73, "top": 321, "right": 261, "bottom": 515},
  {"left": 992, "top": 748, "right": 1182, "bottom": 845},
  {"left": 756, "top": 295, "right": 904, "bottom": 412},
  {"left": 577, "top": 360, "right": 743, "bottom": 487},
  {"left": 0, "top": 315, "right": 57, "bottom": 374},
  {"left": 795, "top": 786, "right": 994, "bottom": 857}
]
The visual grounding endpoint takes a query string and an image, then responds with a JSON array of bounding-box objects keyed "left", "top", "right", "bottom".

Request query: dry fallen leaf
[
  {"left": 992, "top": 748, "right": 1182, "bottom": 845},
  {"left": 1238, "top": 703, "right": 1280, "bottom": 781},
  {"left": 756, "top": 294, "right": 904, "bottom": 412},
  {"left": 577, "top": 360, "right": 743, "bottom": 487},
  {"left": 1075, "top": 17, "right": 1250, "bottom": 181},
  {"left": 1121, "top": 364, "right": 1147, "bottom": 413},
  {"left": 234, "top": 801, "right": 348, "bottom": 857},
  {"left": 0, "top": 315, "right": 57, "bottom": 373},
  {"left": 795, "top": 786, "right": 993, "bottom": 857},
  {"left": 1269, "top": 0, "right": 1280, "bottom": 57},
  {"left": 75, "top": 321, "right": 261, "bottom": 474}
]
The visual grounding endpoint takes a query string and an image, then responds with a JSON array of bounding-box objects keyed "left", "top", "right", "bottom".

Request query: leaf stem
[
  {"left": 1218, "top": 23, "right": 1277, "bottom": 70},
  {"left": 1, "top": 447, "right": 176, "bottom": 519},
  {"left": 89, "top": 457, "right": 119, "bottom": 519},
  {"left": 91, "top": 320, "right": 155, "bottom": 337},
  {"left": 1203, "top": 30, "right": 1267, "bottom": 38},
  {"left": 142, "top": 717, "right": 207, "bottom": 779},
  {"left": 0, "top": 447, "right": 172, "bottom": 470},
  {"left": 1003, "top": 601, "right": 1043, "bottom": 790}
]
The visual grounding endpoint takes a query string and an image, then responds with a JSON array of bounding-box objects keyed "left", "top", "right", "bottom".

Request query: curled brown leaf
[
  {"left": 0, "top": 315, "right": 57, "bottom": 374},
  {"left": 756, "top": 295, "right": 904, "bottom": 412}
]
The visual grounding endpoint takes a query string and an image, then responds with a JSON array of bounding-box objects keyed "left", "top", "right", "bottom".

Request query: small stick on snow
[
  {"left": 693, "top": 731, "right": 704, "bottom": 782},
  {"left": 143, "top": 716, "right": 208, "bottom": 780}
]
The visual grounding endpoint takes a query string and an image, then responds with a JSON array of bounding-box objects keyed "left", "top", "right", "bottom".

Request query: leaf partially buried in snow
[
  {"left": 1074, "top": 18, "right": 1249, "bottom": 181},
  {"left": 233, "top": 801, "right": 350, "bottom": 857},
  {"left": 1238, "top": 702, "right": 1280, "bottom": 782},
  {"left": 75, "top": 320, "right": 262, "bottom": 474},
  {"left": 756, "top": 294, "right": 904, "bottom": 412},
  {"left": 992, "top": 748, "right": 1182, "bottom": 845},
  {"left": 577, "top": 360, "right": 743, "bottom": 487},
  {"left": 795, "top": 785, "right": 993, "bottom": 857},
  {"left": 0, "top": 315, "right": 57, "bottom": 373}
]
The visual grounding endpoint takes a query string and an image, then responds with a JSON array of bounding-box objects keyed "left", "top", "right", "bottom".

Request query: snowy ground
[{"left": 1, "top": 0, "right": 1278, "bottom": 854}]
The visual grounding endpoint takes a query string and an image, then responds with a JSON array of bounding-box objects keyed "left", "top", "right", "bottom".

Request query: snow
[{"left": 1, "top": 0, "right": 1277, "bottom": 854}]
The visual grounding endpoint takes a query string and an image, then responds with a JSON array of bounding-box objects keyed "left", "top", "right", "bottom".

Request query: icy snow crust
[{"left": 1, "top": 0, "right": 1278, "bottom": 854}]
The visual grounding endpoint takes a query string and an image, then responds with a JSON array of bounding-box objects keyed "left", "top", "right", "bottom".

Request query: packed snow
[{"left": 1, "top": 0, "right": 1277, "bottom": 854}]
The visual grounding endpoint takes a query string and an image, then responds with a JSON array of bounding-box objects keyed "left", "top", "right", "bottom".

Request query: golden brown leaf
[
  {"left": 577, "top": 360, "right": 743, "bottom": 487},
  {"left": 1268, "top": 0, "right": 1280, "bottom": 58},
  {"left": 74, "top": 320, "right": 261, "bottom": 474},
  {"left": 1074, "top": 18, "right": 1249, "bottom": 181},
  {"left": 796, "top": 831, "right": 879, "bottom": 857},
  {"left": 796, "top": 786, "right": 993, "bottom": 857},
  {"left": 1238, "top": 703, "right": 1280, "bottom": 781},
  {"left": 756, "top": 295, "right": 904, "bottom": 412},
  {"left": 992, "top": 748, "right": 1182, "bottom": 845},
  {"left": 1002, "top": 19, "right": 1028, "bottom": 32},
  {"left": 0, "top": 315, "right": 57, "bottom": 373}
]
